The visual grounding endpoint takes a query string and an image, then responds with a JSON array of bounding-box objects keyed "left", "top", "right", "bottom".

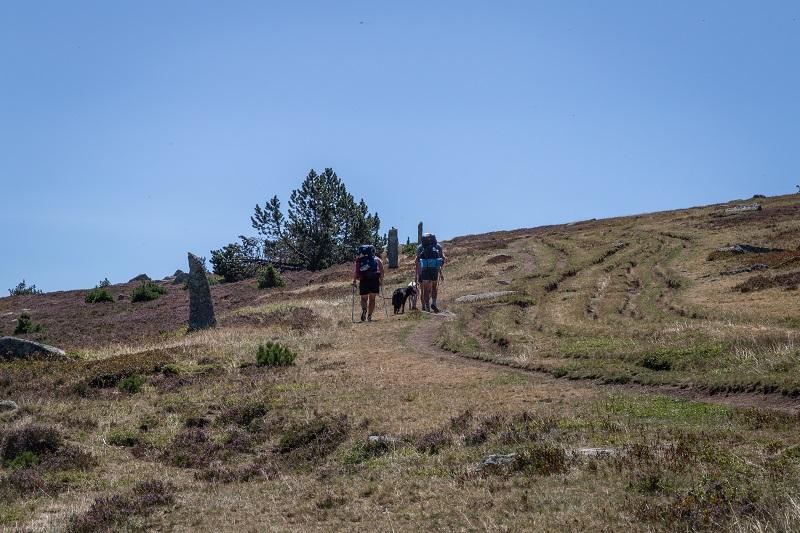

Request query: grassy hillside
[{"left": 1, "top": 194, "right": 799, "bottom": 531}]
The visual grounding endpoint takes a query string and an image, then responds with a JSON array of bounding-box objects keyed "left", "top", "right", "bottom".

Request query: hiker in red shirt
[{"left": 352, "top": 245, "right": 384, "bottom": 322}]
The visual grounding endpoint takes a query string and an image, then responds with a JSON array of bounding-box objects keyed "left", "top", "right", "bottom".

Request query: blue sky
[{"left": 1, "top": 1, "right": 798, "bottom": 292}]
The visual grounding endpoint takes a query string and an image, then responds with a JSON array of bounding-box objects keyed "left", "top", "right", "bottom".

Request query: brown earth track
[{"left": 407, "top": 312, "right": 800, "bottom": 414}]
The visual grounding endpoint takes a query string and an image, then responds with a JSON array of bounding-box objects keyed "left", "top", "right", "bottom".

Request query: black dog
[
  {"left": 392, "top": 288, "right": 407, "bottom": 315},
  {"left": 392, "top": 282, "right": 419, "bottom": 314}
]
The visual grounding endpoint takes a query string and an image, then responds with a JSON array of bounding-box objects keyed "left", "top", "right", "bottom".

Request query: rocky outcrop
[
  {"left": 187, "top": 253, "right": 216, "bottom": 332},
  {"left": 129, "top": 273, "right": 151, "bottom": 283},
  {"left": 0, "top": 337, "right": 67, "bottom": 361},
  {"left": 724, "top": 203, "right": 762, "bottom": 214},
  {"left": 172, "top": 269, "right": 190, "bottom": 284},
  {"left": 716, "top": 244, "right": 782, "bottom": 254}
]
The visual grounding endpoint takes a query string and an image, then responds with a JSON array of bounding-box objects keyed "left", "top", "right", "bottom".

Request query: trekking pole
[
  {"left": 351, "top": 284, "right": 356, "bottom": 323},
  {"left": 380, "top": 283, "right": 389, "bottom": 319}
]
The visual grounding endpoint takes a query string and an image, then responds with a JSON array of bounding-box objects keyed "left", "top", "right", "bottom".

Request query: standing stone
[
  {"left": 417, "top": 222, "right": 423, "bottom": 245},
  {"left": 388, "top": 228, "right": 399, "bottom": 268},
  {"left": 187, "top": 253, "right": 216, "bottom": 331}
]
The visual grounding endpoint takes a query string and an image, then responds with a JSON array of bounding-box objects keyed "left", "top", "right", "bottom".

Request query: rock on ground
[
  {"left": 721, "top": 264, "right": 769, "bottom": 276},
  {"left": 187, "top": 252, "right": 216, "bottom": 331},
  {"left": 716, "top": 244, "right": 781, "bottom": 254},
  {"left": 724, "top": 203, "right": 762, "bottom": 214},
  {"left": 0, "top": 400, "right": 19, "bottom": 412},
  {"left": 0, "top": 337, "right": 67, "bottom": 361},
  {"left": 477, "top": 453, "right": 518, "bottom": 471}
]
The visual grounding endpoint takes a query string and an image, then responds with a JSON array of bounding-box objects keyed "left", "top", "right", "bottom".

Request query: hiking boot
[
  {"left": 431, "top": 305, "right": 440, "bottom": 314},
  {"left": 367, "top": 314, "right": 373, "bottom": 322},
  {"left": 360, "top": 310, "right": 367, "bottom": 322}
]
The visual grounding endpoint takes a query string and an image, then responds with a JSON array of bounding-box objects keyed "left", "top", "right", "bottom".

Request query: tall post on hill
[
  {"left": 418, "top": 222, "right": 423, "bottom": 245},
  {"left": 388, "top": 227, "right": 399, "bottom": 268}
]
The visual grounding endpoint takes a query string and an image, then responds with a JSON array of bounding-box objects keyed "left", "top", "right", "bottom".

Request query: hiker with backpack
[
  {"left": 352, "top": 244, "right": 384, "bottom": 322},
  {"left": 416, "top": 233, "right": 446, "bottom": 313}
]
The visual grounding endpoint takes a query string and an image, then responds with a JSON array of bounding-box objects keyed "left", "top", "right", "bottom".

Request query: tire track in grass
[{"left": 405, "top": 309, "right": 800, "bottom": 414}]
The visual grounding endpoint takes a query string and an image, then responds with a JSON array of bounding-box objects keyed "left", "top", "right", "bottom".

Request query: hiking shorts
[
  {"left": 359, "top": 277, "right": 380, "bottom": 295},
  {"left": 419, "top": 267, "right": 440, "bottom": 282}
]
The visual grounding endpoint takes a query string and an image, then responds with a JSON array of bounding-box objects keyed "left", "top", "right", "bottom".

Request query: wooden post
[{"left": 418, "top": 222, "right": 423, "bottom": 244}]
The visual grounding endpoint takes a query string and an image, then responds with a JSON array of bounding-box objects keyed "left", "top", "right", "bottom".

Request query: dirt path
[{"left": 406, "top": 313, "right": 800, "bottom": 414}]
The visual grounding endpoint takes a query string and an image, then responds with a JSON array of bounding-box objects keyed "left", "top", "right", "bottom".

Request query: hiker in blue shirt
[{"left": 416, "top": 233, "right": 446, "bottom": 313}]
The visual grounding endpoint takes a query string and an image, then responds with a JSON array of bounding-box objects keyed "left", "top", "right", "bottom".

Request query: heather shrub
[
  {"left": 67, "top": 480, "right": 174, "bottom": 533},
  {"left": 256, "top": 342, "right": 296, "bottom": 367},
  {"left": 277, "top": 415, "right": 349, "bottom": 461},
  {"left": 1, "top": 425, "right": 62, "bottom": 463}
]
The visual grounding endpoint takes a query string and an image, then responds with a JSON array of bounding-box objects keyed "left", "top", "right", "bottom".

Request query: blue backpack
[
  {"left": 418, "top": 238, "right": 443, "bottom": 269},
  {"left": 358, "top": 245, "right": 380, "bottom": 280}
]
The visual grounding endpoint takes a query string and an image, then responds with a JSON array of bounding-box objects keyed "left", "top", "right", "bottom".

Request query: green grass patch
[{"left": 605, "top": 395, "right": 731, "bottom": 425}]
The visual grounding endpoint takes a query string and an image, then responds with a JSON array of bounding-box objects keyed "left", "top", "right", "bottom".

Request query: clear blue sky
[{"left": 1, "top": 1, "right": 798, "bottom": 292}]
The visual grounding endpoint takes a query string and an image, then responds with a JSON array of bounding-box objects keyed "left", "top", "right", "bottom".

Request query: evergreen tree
[{"left": 250, "top": 168, "right": 384, "bottom": 271}]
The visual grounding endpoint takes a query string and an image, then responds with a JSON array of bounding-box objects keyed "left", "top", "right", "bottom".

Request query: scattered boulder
[
  {"left": 571, "top": 447, "right": 618, "bottom": 458},
  {"left": 717, "top": 244, "right": 781, "bottom": 254},
  {"left": 0, "top": 336, "right": 67, "bottom": 361},
  {"left": 129, "top": 273, "right": 151, "bottom": 283},
  {"left": 724, "top": 203, "right": 762, "bottom": 214},
  {"left": 497, "top": 279, "right": 512, "bottom": 286},
  {"left": 187, "top": 252, "right": 216, "bottom": 332},
  {"left": 476, "top": 452, "right": 518, "bottom": 471},
  {"left": 172, "top": 270, "right": 190, "bottom": 285},
  {"left": 455, "top": 291, "right": 516, "bottom": 304},
  {"left": 0, "top": 400, "right": 19, "bottom": 413},
  {"left": 721, "top": 264, "right": 769, "bottom": 276},
  {"left": 368, "top": 435, "right": 398, "bottom": 445}
]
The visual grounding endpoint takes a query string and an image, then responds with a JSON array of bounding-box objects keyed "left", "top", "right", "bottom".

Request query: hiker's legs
[
  {"left": 360, "top": 295, "right": 368, "bottom": 311},
  {"left": 430, "top": 281, "right": 439, "bottom": 311},
  {"left": 421, "top": 281, "right": 433, "bottom": 309},
  {"left": 368, "top": 293, "right": 376, "bottom": 316}
]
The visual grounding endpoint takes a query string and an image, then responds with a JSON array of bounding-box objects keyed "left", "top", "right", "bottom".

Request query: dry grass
[{"left": 2, "top": 194, "right": 800, "bottom": 531}]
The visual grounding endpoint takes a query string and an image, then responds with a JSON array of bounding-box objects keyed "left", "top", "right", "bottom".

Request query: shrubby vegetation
[
  {"left": 85, "top": 286, "right": 114, "bottom": 304},
  {"left": 256, "top": 264, "right": 285, "bottom": 289},
  {"left": 256, "top": 342, "right": 296, "bottom": 366},
  {"left": 211, "top": 168, "right": 385, "bottom": 281},
  {"left": 13, "top": 313, "right": 42, "bottom": 335},
  {"left": 131, "top": 282, "right": 167, "bottom": 303},
  {"left": 8, "top": 280, "right": 42, "bottom": 296}
]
